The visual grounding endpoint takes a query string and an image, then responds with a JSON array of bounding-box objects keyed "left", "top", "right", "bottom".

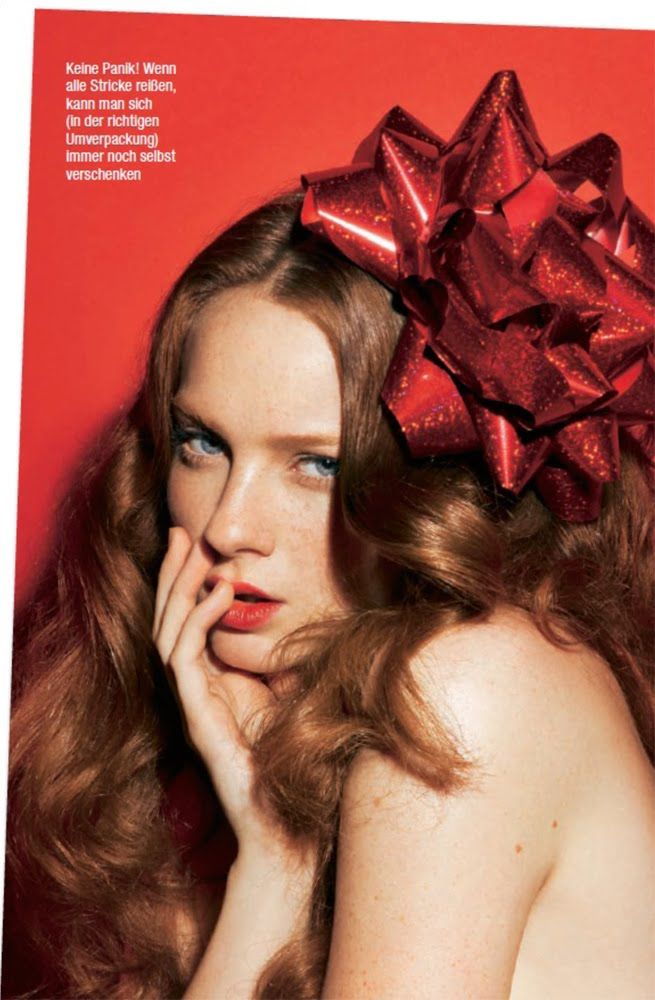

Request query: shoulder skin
[{"left": 321, "top": 606, "right": 653, "bottom": 1000}]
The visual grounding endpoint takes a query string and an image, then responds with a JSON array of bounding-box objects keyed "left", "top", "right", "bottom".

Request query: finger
[
  {"left": 155, "top": 537, "right": 217, "bottom": 664},
  {"left": 167, "top": 580, "right": 235, "bottom": 718},
  {"left": 153, "top": 526, "right": 192, "bottom": 638},
  {"left": 172, "top": 611, "right": 276, "bottom": 750}
]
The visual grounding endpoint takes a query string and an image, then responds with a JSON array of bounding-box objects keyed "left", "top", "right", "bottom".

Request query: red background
[{"left": 16, "top": 10, "right": 654, "bottom": 604}]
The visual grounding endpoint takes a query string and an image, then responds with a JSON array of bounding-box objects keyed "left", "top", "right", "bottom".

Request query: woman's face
[{"left": 167, "top": 286, "right": 358, "bottom": 675}]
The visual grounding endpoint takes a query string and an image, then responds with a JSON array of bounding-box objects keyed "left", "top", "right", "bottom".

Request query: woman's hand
[
  {"left": 152, "top": 526, "right": 301, "bottom": 863},
  {"left": 154, "top": 528, "right": 318, "bottom": 999}
]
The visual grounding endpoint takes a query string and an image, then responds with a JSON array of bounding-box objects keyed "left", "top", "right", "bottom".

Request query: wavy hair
[{"left": 3, "top": 192, "right": 653, "bottom": 998}]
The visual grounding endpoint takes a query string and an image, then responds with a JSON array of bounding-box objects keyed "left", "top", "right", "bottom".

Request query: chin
[{"left": 207, "top": 627, "right": 277, "bottom": 675}]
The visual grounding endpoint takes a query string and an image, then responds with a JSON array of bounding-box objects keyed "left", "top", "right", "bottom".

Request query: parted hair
[{"left": 3, "top": 192, "right": 653, "bottom": 998}]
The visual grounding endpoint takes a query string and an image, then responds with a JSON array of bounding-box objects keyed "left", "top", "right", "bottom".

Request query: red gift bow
[{"left": 300, "top": 70, "right": 654, "bottom": 521}]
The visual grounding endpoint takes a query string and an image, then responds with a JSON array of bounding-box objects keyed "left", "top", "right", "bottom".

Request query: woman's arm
[
  {"left": 321, "top": 610, "right": 585, "bottom": 999},
  {"left": 183, "top": 847, "right": 316, "bottom": 1000}
]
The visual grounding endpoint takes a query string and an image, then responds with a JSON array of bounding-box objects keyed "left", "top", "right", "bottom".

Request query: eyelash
[
  {"left": 170, "top": 423, "right": 340, "bottom": 484},
  {"left": 171, "top": 425, "right": 223, "bottom": 467}
]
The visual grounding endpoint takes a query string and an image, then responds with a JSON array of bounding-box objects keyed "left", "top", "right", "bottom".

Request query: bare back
[{"left": 511, "top": 630, "right": 655, "bottom": 998}]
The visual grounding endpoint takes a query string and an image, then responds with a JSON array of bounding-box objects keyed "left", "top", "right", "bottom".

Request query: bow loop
[
  {"left": 548, "top": 133, "right": 625, "bottom": 225},
  {"left": 375, "top": 128, "right": 443, "bottom": 250},
  {"left": 300, "top": 165, "right": 399, "bottom": 285},
  {"left": 449, "top": 69, "right": 546, "bottom": 154},
  {"left": 459, "top": 104, "right": 544, "bottom": 211}
]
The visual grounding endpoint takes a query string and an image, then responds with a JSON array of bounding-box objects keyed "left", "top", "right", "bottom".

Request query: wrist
[
  {"left": 183, "top": 835, "right": 317, "bottom": 999},
  {"left": 232, "top": 835, "right": 319, "bottom": 888},
  {"left": 230, "top": 839, "right": 318, "bottom": 931}
]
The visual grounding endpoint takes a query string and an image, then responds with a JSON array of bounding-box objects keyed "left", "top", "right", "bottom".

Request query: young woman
[{"left": 4, "top": 71, "right": 654, "bottom": 998}]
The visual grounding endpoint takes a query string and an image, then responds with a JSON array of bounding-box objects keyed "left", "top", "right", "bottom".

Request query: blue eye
[
  {"left": 298, "top": 455, "right": 340, "bottom": 479},
  {"left": 170, "top": 420, "right": 226, "bottom": 467},
  {"left": 186, "top": 434, "right": 223, "bottom": 456}
]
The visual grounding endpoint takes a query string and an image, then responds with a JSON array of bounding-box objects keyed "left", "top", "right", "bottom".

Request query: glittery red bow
[{"left": 300, "top": 70, "right": 654, "bottom": 521}]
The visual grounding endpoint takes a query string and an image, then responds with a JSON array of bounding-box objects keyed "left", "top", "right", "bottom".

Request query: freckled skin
[{"left": 167, "top": 289, "right": 363, "bottom": 676}]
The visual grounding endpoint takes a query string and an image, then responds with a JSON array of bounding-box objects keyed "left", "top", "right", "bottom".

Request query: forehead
[{"left": 178, "top": 287, "right": 341, "bottom": 430}]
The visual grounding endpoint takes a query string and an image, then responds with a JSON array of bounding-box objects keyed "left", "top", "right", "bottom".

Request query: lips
[{"left": 205, "top": 576, "right": 283, "bottom": 632}]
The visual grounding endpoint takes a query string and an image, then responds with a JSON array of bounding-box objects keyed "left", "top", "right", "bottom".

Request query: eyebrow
[{"left": 170, "top": 400, "right": 341, "bottom": 449}]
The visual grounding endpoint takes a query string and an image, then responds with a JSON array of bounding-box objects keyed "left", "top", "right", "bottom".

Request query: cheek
[
  {"left": 288, "top": 494, "right": 343, "bottom": 594},
  {"left": 167, "top": 468, "right": 216, "bottom": 539},
  {"left": 291, "top": 508, "right": 332, "bottom": 565}
]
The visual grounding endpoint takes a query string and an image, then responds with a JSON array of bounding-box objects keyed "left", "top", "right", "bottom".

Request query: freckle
[
  {"left": 551, "top": 819, "right": 558, "bottom": 828},
  {"left": 372, "top": 796, "right": 382, "bottom": 807},
  {"left": 515, "top": 843, "right": 523, "bottom": 853}
]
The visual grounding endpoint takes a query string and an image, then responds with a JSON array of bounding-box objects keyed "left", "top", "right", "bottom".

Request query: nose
[{"left": 201, "top": 460, "right": 275, "bottom": 559}]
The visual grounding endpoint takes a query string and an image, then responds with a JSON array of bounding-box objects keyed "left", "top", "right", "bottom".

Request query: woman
[{"left": 4, "top": 71, "right": 654, "bottom": 998}]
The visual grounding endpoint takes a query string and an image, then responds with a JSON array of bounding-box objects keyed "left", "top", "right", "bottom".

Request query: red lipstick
[{"left": 207, "top": 577, "right": 283, "bottom": 632}]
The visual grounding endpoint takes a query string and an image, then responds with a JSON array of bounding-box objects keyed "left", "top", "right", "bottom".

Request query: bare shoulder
[
  {"left": 343, "top": 606, "right": 607, "bottom": 844},
  {"left": 331, "top": 606, "right": 629, "bottom": 995},
  {"left": 409, "top": 604, "right": 651, "bottom": 801},
  {"left": 414, "top": 603, "right": 622, "bottom": 702},
  {"left": 330, "top": 607, "right": 653, "bottom": 997}
]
